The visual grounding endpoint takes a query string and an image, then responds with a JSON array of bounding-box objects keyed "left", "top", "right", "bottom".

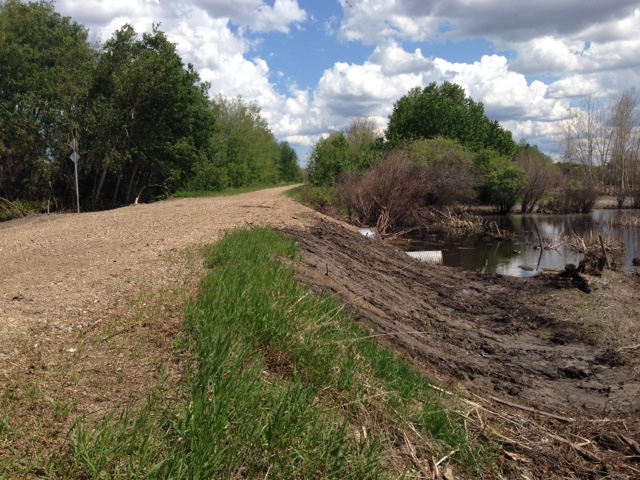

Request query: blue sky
[{"left": 53, "top": 0, "right": 640, "bottom": 164}]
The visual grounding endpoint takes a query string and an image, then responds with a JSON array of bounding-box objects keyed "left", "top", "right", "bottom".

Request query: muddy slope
[{"left": 288, "top": 220, "right": 640, "bottom": 419}]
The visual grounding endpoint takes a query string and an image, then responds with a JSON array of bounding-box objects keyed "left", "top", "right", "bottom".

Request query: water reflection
[{"left": 401, "top": 209, "right": 640, "bottom": 277}]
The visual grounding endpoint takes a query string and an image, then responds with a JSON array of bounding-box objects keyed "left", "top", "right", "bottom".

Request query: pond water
[{"left": 397, "top": 209, "right": 640, "bottom": 277}]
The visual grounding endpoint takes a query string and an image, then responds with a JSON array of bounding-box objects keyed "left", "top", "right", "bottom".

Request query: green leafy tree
[
  {"left": 307, "top": 118, "right": 382, "bottom": 187},
  {"left": 345, "top": 117, "right": 381, "bottom": 171},
  {"left": 0, "top": 0, "right": 93, "bottom": 206},
  {"left": 475, "top": 150, "right": 528, "bottom": 214},
  {"left": 205, "top": 95, "right": 280, "bottom": 188},
  {"left": 278, "top": 141, "right": 302, "bottom": 183},
  {"left": 307, "top": 133, "right": 350, "bottom": 186},
  {"left": 386, "top": 82, "right": 516, "bottom": 157},
  {"left": 84, "top": 24, "right": 213, "bottom": 205}
]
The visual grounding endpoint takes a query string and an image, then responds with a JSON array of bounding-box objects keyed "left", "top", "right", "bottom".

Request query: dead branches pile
[
  {"left": 565, "top": 231, "right": 625, "bottom": 272},
  {"left": 438, "top": 384, "right": 640, "bottom": 479}
]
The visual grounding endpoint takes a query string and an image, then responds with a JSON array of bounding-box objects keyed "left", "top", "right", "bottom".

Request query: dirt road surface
[
  {"left": 0, "top": 186, "right": 315, "bottom": 344},
  {"left": 2, "top": 186, "right": 639, "bottom": 478}
]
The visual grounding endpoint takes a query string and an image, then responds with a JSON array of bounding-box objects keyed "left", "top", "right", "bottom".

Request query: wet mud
[{"left": 287, "top": 219, "right": 640, "bottom": 477}]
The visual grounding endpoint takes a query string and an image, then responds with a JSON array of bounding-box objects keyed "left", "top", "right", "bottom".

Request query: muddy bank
[{"left": 287, "top": 219, "right": 640, "bottom": 477}]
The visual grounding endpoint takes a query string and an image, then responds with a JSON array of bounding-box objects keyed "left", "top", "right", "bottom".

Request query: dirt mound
[{"left": 287, "top": 219, "right": 640, "bottom": 478}]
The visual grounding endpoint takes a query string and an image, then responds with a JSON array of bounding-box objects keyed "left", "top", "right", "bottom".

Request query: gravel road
[{"left": 0, "top": 186, "right": 316, "bottom": 352}]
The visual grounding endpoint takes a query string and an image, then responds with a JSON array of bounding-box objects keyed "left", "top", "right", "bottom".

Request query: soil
[
  {"left": 2, "top": 186, "right": 639, "bottom": 478},
  {"left": 287, "top": 219, "right": 640, "bottom": 478}
]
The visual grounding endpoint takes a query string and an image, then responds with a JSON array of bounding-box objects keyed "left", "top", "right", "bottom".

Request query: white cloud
[
  {"left": 337, "top": 1, "right": 640, "bottom": 77},
  {"left": 434, "top": 55, "right": 571, "bottom": 123},
  {"left": 252, "top": 0, "right": 306, "bottom": 33},
  {"left": 192, "top": 0, "right": 305, "bottom": 32},
  {"left": 308, "top": 50, "right": 572, "bottom": 142},
  {"left": 369, "top": 41, "right": 434, "bottom": 76},
  {"left": 57, "top": 0, "right": 161, "bottom": 26},
  {"left": 50, "top": 1, "right": 640, "bottom": 159}
]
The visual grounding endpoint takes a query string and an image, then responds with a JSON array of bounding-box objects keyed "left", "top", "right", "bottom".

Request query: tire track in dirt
[{"left": 290, "top": 220, "right": 640, "bottom": 416}]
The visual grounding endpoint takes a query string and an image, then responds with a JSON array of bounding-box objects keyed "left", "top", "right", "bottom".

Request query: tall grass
[{"left": 64, "top": 229, "right": 493, "bottom": 478}]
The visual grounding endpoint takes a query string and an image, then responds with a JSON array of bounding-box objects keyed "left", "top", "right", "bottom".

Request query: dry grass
[
  {"left": 563, "top": 230, "right": 625, "bottom": 271},
  {"left": 0, "top": 247, "right": 205, "bottom": 478},
  {"left": 608, "top": 210, "right": 640, "bottom": 227}
]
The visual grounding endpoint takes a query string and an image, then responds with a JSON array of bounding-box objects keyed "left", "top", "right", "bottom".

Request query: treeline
[
  {"left": 0, "top": 0, "right": 301, "bottom": 217},
  {"left": 557, "top": 91, "right": 640, "bottom": 209},
  {"left": 307, "top": 81, "right": 640, "bottom": 233}
]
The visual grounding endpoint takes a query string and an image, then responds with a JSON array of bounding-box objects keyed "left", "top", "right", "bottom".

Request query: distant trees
[
  {"left": 0, "top": 1, "right": 301, "bottom": 216},
  {"left": 309, "top": 81, "right": 532, "bottom": 222},
  {"left": 308, "top": 83, "right": 533, "bottom": 226},
  {"left": 205, "top": 95, "right": 281, "bottom": 188},
  {"left": 278, "top": 141, "right": 303, "bottom": 183},
  {"left": 557, "top": 90, "right": 640, "bottom": 207}
]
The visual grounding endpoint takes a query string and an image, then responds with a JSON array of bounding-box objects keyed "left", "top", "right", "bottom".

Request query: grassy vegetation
[
  {"left": 285, "top": 184, "right": 336, "bottom": 210},
  {"left": 3, "top": 228, "right": 496, "bottom": 478},
  {"left": 172, "top": 183, "right": 298, "bottom": 199},
  {"left": 0, "top": 198, "right": 42, "bottom": 222}
]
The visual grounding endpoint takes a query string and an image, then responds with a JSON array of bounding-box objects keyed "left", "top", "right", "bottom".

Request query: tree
[
  {"left": 0, "top": 0, "right": 93, "bottom": 206},
  {"left": 515, "top": 143, "right": 562, "bottom": 213},
  {"left": 278, "top": 141, "right": 302, "bottom": 183},
  {"left": 608, "top": 90, "right": 640, "bottom": 206},
  {"left": 307, "top": 133, "right": 350, "bottom": 186},
  {"left": 556, "top": 94, "right": 612, "bottom": 191},
  {"left": 84, "top": 24, "right": 213, "bottom": 205},
  {"left": 345, "top": 117, "right": 381, "bottom": 171},
  {"left": 556, "top": 91, "right": 640, "bottom": 205},
  {"left": 205, "top": 95, "right": 281, "bottom": 188},
  {"left": 476, "top": 150, "right": 528, "bottom": 214},
  {"left": 386, "top": 82, "right": 516, "bottom": 156}
]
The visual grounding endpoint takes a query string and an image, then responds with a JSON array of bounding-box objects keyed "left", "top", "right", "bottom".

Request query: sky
[{"left": 53, "top": 0, "right": 640, "bottom": 165}]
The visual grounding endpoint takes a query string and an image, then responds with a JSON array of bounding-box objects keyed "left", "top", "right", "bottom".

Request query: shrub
[
  {"left": 475, "top": 150, "right": 528, "bottom": 214},
  {"left": 187, "top": 164, "right": 229, "bottom": 191},
  {"left": 293, "top": 185, "right": 336, "bottom": 211},
  {"left": 556, "top": 180, "right": 599, "bottom": 213},
  {"left": 338, "top": 150, "right": 427, "bottom": 235},
  {"left": 407, "top": 137, "right": 479, "bottom": 205}
]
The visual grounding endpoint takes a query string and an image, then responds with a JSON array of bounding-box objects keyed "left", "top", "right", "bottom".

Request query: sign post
[{"left": 70, "top": 139, "right": 80, "bottom": 213}]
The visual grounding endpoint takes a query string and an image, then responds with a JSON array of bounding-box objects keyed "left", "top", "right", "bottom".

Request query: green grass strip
[{"left": 65, "top": 228, "right": 495, "bottom": 479}]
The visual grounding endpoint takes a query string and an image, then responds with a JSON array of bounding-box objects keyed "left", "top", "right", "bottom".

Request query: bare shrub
[
  {"left": 423, "top": 150, "right": 478, "bottom": 205},
  {"left": 516, "top": 150, "right": 563, "bottom": 213},
  {"left": 609, "top": 210, "right": 640, "bottom": 227},
  {"left": 565, "top": 231, "right": 625, "bottom": 272},
  {"left": 556, "top": 180, "right": 599, "bottom": 213},
  {"left": 338, "top": 150, "right": 426, "bottom": 235}
]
